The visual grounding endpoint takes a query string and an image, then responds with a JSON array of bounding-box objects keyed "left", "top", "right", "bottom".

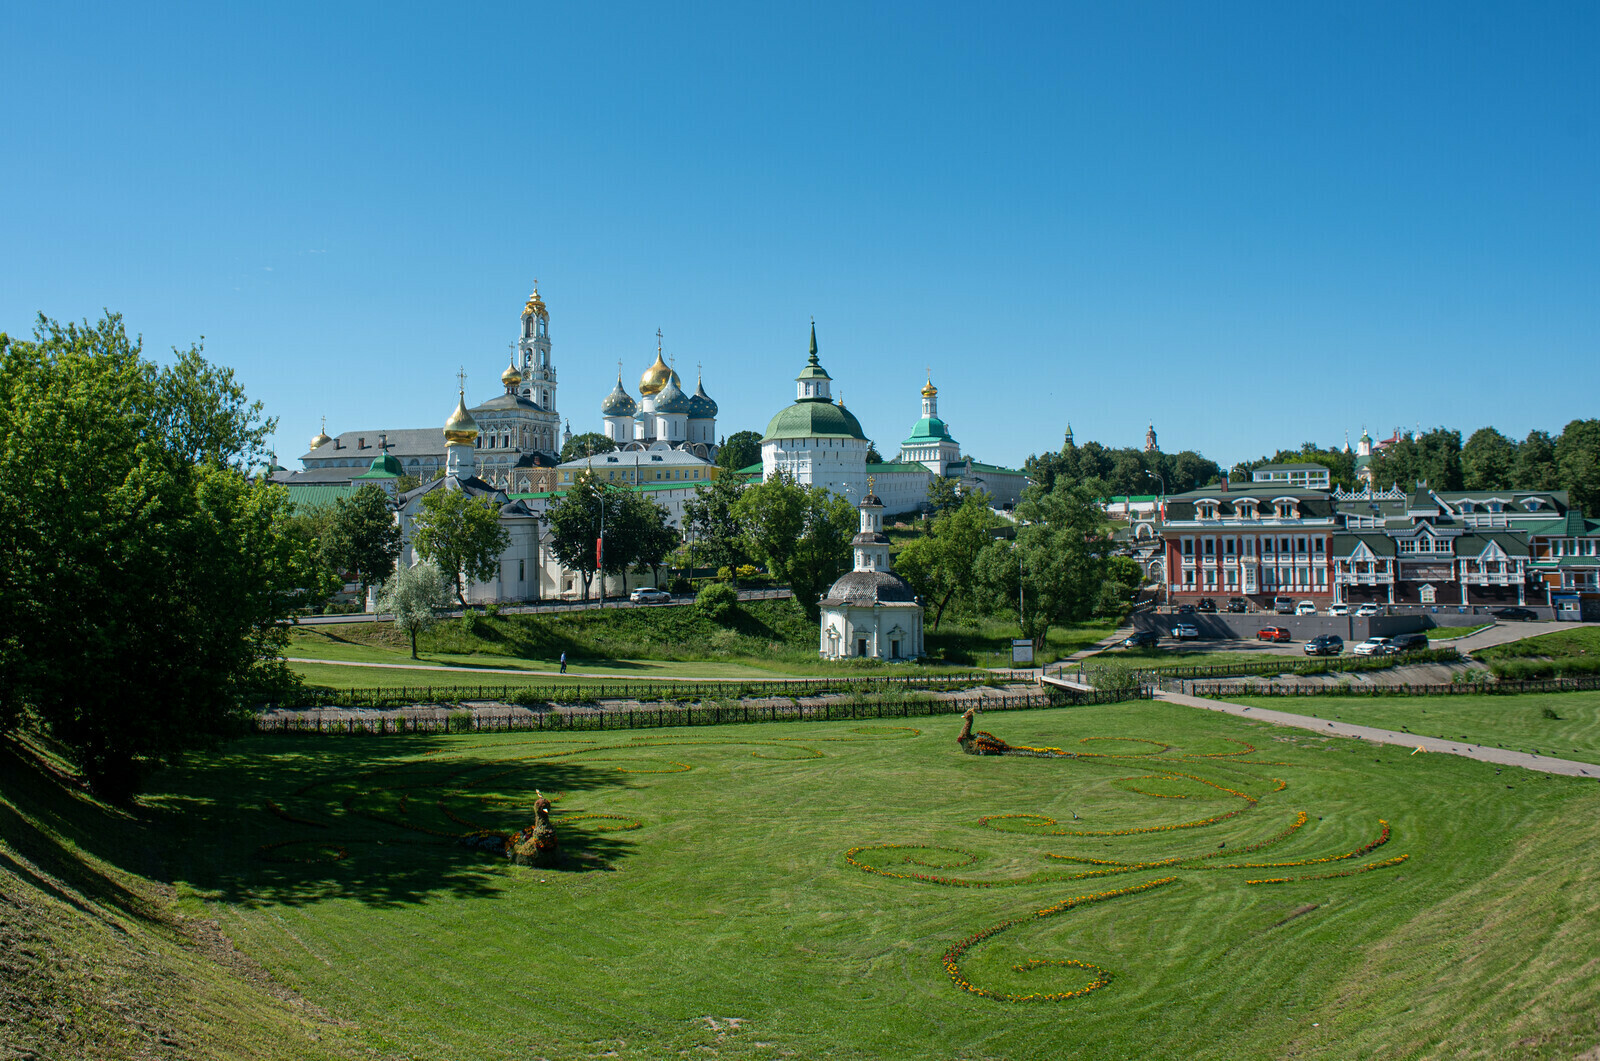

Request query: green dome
[
  {"left": 356, "top": 452, "right": 404, "bottom": 478},
  {"left": 763, "top": 399, "right": 867, "bottom": 442},
  {"left": 901, "top": 416, "right": 953, "bottom": 445}
]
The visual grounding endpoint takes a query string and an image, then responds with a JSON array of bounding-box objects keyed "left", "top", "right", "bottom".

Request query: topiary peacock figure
[
  {"left": 507, "top": 790, "right": 560, "bottom": 867},
  {"left": 956, "top": 707, "right": 1075, "bottom": 758}
]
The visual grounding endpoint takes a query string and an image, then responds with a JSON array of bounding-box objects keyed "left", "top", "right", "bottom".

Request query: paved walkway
[
  {"left": 1438, "top": 619, "right": 1589, "bottom": 654},
  {"left": 1156, "top": 688, "right": 1599, "bottom": 779}
]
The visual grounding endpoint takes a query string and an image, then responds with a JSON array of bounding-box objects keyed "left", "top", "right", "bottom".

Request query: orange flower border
[
  {"left": 1247, "top": 853, "right": 1409, "bottom": 885},
  {"left": 942, "top": 877, "right": 1180, "bottom": 1002}
]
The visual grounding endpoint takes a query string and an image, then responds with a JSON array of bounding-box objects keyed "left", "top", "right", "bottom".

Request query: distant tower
[
  {"left": 443, "top": 380, "right": 481, "bottom": 479},
  {"left": 1063, "top": 423, "right": 1074, "bottom": 448},
  {"left": 1342, "top": 430, "right": 1352, "bottom": 455},
  {"left": 1144, "top": 421, "right": 1159, "bottom": 453},
  {"left": 517, "top": 284, "right": 556, "bottom": 413}
]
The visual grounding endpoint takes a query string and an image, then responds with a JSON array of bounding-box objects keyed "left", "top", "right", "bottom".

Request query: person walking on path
[{"left": 559, "top": 652, "right": 567, "bottom": 674}]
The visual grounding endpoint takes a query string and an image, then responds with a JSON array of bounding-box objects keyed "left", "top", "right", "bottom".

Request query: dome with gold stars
[{"left": 443, "top": 393, "right": 481, "bottom": 444}]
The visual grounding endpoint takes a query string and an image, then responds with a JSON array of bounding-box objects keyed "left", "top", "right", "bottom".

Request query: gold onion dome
[
  {"left": 639, "top": 350, "right": 680, "bottom": 396},
  {"left": 522, "top": 284, "right": 547, "bottom": 319},
  {"left": 443, "top": 392, "right": 480, "bottom": 444},
  {"left": 921, "top": 377, "right": 938, "bottom": 398},
  {"left": 501, "top": 361, "right": 523, "bottom": 386},
  {"left": 309, "top": 416, "right": 332, "bottom": 450}
]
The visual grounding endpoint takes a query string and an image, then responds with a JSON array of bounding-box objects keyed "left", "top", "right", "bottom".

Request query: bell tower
[{"left": 517, "top": 283, "right": 556, "bottom": 413}]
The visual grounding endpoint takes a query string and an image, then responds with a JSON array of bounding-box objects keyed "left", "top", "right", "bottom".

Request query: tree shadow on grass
[{"left": 141, "top": 736, "right": 644, "bottom": 910}]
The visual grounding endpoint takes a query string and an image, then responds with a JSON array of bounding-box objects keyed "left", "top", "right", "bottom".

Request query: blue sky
[{"left": 4, "top": 2, "right": 1596, "bottom": 470}]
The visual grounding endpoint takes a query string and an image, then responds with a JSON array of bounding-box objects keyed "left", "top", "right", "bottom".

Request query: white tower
[{"left": 517, "top": 284, "right": 556, "bottom": 414}]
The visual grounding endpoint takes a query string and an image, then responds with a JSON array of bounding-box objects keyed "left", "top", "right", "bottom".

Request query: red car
[{"left": 1257, "top": 626, "right": 1292, "bottom": 643}]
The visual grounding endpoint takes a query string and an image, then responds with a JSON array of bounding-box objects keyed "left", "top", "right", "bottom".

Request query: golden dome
[
  {"left": 522, "top": 285, "right": 547, "bottom": 319},
  {"left": 501, "top": 361, "right": 522, "bottom": 386},
  {"left": 309, "top": 416, "right": 332, "bottom": 450},
  {"left": 639, "top": 351, "right": 680, "bottom": 397},
  {"left": 921, "top": 378, "right": 937, "bottom": 399},
  {"left": 443, "top": 393, "right": 480, "bottom": 444}
]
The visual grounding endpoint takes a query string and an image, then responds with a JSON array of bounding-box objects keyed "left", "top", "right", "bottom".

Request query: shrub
[
  {"left": 737, "top": 564, "right": 761, "bottom": 580},
  {"left": 448, "top": 709, "right": 474, "bottom": 733},
  {"left": 1082, "top": 659, "right": 1145, "bottom": 695},
  {"left": 716, "top": 566, "right": 734, "bottom": 583},
  {"left": 485, "top": 603, "right": 500, "bottom": 618},
  {"left": 696, "top": 582, "right": 739, "bottom": 622}
]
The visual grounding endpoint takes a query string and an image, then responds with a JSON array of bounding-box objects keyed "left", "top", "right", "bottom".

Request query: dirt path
[{"left": 1156, "top": 688, "right": 1600, "bottom": 779}]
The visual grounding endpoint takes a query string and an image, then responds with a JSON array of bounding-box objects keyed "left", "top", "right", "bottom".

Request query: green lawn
[
  {"left": 1222, "top": 690, "right": 1600, "bottom": 766},
  {"left": 1475, "top": 625, "right": 1600, "bottom": 678},
  {"left": 1427, "top": 623, "right": 1491, "bottom": 640},
  {"left": 8, "top": 702, "right": 1600, "bottom": 1059}
]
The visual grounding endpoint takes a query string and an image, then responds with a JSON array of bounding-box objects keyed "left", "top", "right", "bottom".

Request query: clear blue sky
[{"left": 4, "top": 2, "right": 1596, "bottom": 470}]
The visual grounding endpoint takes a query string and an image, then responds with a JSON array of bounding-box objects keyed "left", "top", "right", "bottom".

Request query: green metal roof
[
  {"left": 762, "top": 399, "right": 867, "bottom": 441},
  {"left": 794, "top": 325, "right": 832, "bottom": 381},
  {"left": 901, "top": 416, "right": 954, "bottom": 446},
  {"left": 284, "top": 483, "right": 362, "bottom": 510}
]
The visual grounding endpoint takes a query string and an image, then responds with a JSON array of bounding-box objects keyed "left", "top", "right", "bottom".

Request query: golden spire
[{"left": 523, "top": 280, "right": 547, "bottom": 319}]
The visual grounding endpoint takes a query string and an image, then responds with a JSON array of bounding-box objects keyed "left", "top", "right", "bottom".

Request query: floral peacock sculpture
[
  {"left": 507, "top": 790, "right": 560, "bottom": 867},
  {"left": 956, "top": 707, "right": 1073, "bottom": 758}
]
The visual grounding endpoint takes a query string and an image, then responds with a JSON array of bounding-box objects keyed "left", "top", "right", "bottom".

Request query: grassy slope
[
  {"left": 0, "top": 737, "right": 376, "bottom": 1061},
  {"left": 122, "top": 703, "right": 1600, "bottom": 1060},
  {"left": 287, "top": 601, "right": 1115, "bottom": 681},
  {"left": 1477, "top": 626, "right": 1600, "bottom": 661},
  {"left": 1224, "top": 690, "right": 1600, "bottom": 766}
]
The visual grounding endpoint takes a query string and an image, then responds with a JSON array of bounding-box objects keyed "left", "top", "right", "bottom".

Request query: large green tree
[
  {"left": 0, "top": 314, "right": 310, "bottom": 798},
  {"left": 973, "top": 479, "right": 1111, "bottom": 647},
  {"left": 683, "top": 473, "right": 749, "bottom": 579},
  {"left": 1556, "top": 419, "right": 1600, "bottom": 516},
  {"left": 1462, "top": 427, "right": 1518, "bottom": 491},
  {"left": 410, "top": 487, "right": 510, "bottom": 604},
  {"left": 323, "top": 483, "right": 401, "bottom": 601},
  {"left": 895, "top": 492, "right": 1002, "bottom": 630},
  {"left": 547, "top": 469, "right": 612, "bottom": 599},
  {"left": 735, "top": 471, "right": 855, "bottom": 617},
  {"left": 1366, "top": 428, "right": 1463, "bottom": 491},
  {"left": 715, "top": 430, "right": 762, "bottom": 471},
  {"left": 1512, "top": 429, "right": 1561, "bottom": 491}
]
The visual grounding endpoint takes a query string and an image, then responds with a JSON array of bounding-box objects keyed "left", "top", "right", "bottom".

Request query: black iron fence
[
  {"left": 262, "top": 673, "right": 1002, "bottom": 712},
  {"left": 1177, "top": 675, "right": 1600, "bottom": 699},
  {"left": 1092, "top": 647, "right": 1461, "bottom": 683},
  {"left": 252, "top": 686, "right": 1149, "bottom": 736}
]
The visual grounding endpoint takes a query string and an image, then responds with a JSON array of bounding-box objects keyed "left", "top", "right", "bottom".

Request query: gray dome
[
  {"left": 821, "top": 570, "right": 918, "bottom": 606},
  {"left": 655, "top": 375, "right": 692, "bottom": 414},
  {"left": 602, "top": 378, "right": 637, "bottom": 417},
  {"left": 687, "top": 378, "right": 718, "bottom": 419}
]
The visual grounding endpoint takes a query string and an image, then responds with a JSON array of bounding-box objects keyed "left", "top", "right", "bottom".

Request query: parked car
[
  {"left": 1257, "top": 626, "right": 1292, "bottom": 643},
  {"left": 1353, "top": 636, "right": 1396, "bottom": 657},
  {"left": 1492, "top": 607, "right": 1538, "bottom": 622},
  {"left": 1326, "top": 604, "right": 1349, "bottom": 617},
  {"left": 1388, "top": 632, "right": 1429, "bottom": 652},
  {"left": 1305, "top": 634, "right": 1344, "bottom": 656},
  {"left": 1354, "top": 603, "right": 1381, "bottom": 618},
  {"left": 1122, "top": 629, "right": 1159, "bottom": 648},
  {"left": 1226, "top": 597, "right": 1249, "bottom": 613},
  {"left": 1197, "top": 597, "right": 1217, "bottom": 613},
  {"left": 1176, "top": 603, "right": 1195, "bottom": 615},
  {"left": 1295, "top": 601, "right": 1317, "bottom": 616},
  {"left": 1273, "top": 596, "right": 1296, "bottom": 614},
  {"left": 629, "top": 587, "right": 672, "bottom": 604},
  {"left": 1172, "top": 623, "right": 1200, "bottom": 640}
]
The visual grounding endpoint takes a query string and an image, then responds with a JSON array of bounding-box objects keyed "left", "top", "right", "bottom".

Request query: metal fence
[
  {"left": 251, "top": 686, "right": 1150, "bottom": 736},
  {"left": 1094, "top": 647, "right": 1461, "bottom": 683},
  {"left": 1169, "top": 675, "right": 1600, "bottom": 699},
  {"left": 260, "top": 672, "right": 1004, "bottom": 712}
]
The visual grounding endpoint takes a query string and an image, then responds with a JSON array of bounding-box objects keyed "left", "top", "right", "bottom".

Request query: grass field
[
  {"left": 1475, "top": 625, "right": 1600, "bottom": 679},
  {"left": 1223, "top": 690, "right": 1600, "bottom": 766},
  {"left": 1427, "top": 623, "right": 1491, "bottom": 640},
  {"left": 286, "top": 603, "right": 1117, "bottom": 682},
  {"left": 8, "top": 700, "right": 1600, "bottom": 1060}
]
